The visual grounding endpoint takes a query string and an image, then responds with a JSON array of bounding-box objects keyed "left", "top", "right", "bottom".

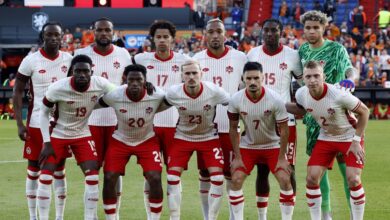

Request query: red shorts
[
  {"left": 104, "top": 136, "right": 162, "bottom": 175},
  {"left": 237, "top": 148, "right": 280, "bottom": 175},
  {"left": 154, "top": 127, "right": 175, "bottom": 164},
  {"left": 47, "top": 136, "right": 98, "bottom": 165},
  {"left": 168, "top": 138, "right": 224, "bottom": 169},
  {"left": 89, "top": 125, "right": 116, "bottom": 166},
  {"left": 23, "top": 127, "right": 71, "bottom": 161},
  {"left": 197, "top": 133, "right": 234, "bottom": 177},
  {"left": 308, "top": 140, "right": 364, "bottom": 169},
  {"left": 286, "top": 126, "right": 297, "bottom": 165}
]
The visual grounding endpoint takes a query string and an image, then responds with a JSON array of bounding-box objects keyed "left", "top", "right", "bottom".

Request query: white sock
[
  {"left": 199, "top": 175, "right": 210, "bottom": 220},
  {"left": 84, "top": 171, "right": 99, "bottom": 220},
  {"left": 167, "top": 171, "right": 181, "bottom": 220},
  {"left": 229, "top": 189, "right": 244, "bottom": 220},
  {"left": 306, "top": 185, "right": 321, "bottom": 220},
  {"left": 279, "top": 189, "right": 294, "bottom": 220},
  {"left": 26, "top": 166, "right": 39, "bottom": 220},
  {"left": 103, "top": 198, "right": 117, "bottom": 220},
  {"left": 144, "top": 179, "right": 151, "bottom": 220},
  {"left": 256, "top": 193, "right": 269, "bottom": 220},
  {"left": 116, "top": 176, "right": 122, "bottom": 220},
  {"left": 53, "top": 168, "right": 67, "bottom": 220},
  {"left": 350, "top": 184, "right": 365, "bottom": 220},
  {"left": 149, "top": 198, "right": 163, "bottom": 220},
  {"left": 225, "top": 178, "right": 235, "bottom": 220},
  {"left": 209, "top": 173, "right": 224, "bottom": 220},
  {"left": 37, "top": 172, "right": 53, "bottom": 220}
]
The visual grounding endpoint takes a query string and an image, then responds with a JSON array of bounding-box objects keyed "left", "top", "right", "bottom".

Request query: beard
[{"left": 96, "top": 39, "right": 111, "bottom": 47}]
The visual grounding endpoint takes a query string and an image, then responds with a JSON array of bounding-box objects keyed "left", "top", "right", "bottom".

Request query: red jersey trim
[
  {"left": 154, "top": 50, "right": 174, "bottom": 62},
  {"left": 262, "top": 44, "right": 283, "bottom": 56},
  {"left": 183, "top": 82, "right": 203, "bottom": 99},
  {"left": 311, "top": 83, "right": 328, "bottom": 101},
  {"left": 39, "top": 48, "right": 60, "bottom": 61},
  {"left": 276, "top": 117, "right": 289, "bottom": 123},
  {"left": 245, "top": 87, "right": 265, "bottom": 103},
  {"left": 93, "top": 45, "right": 114, "bottom": 56},
  {"left": 43, "top": 96, "right": 55, "bottom": 108},
  {"left": 227, "top": 111, "right": 240, "bottom": 121},
  {"left": 70, "top": 77, "right": 90, "bottom": 92},
  {"left": 206, "top": 46, "right": 229, "bottom": 59},
  {"left": 126, "top": 88, "right": 146, "bottom": 102}
]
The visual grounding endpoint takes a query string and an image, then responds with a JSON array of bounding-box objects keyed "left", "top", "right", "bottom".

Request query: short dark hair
[
  {"left": 93, "top": 17, "right": 114, "bottom": 29},
  {"left": 149, "top": 20, "right": 176, "bottom": 38},
  {"left": 67, "top": 55, "right": 93, "bottom": 77},
  {"left": 39, "top": 21, "right": 63, "bottom": 45},
  {"left": 262, "top": 18, "right": 283, "bottom": 33},
  {"left": 123, "top": 64, "right": 147, "bottom": 79},
  {"left": 243, "top": 62, "right": 263, "bottom": 73}
]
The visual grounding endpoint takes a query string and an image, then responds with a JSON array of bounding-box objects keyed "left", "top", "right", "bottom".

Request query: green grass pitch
[{"left": 0, "top": 120, "right": 389, "bottom": 219}]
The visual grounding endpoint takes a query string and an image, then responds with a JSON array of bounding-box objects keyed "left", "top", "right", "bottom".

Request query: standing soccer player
[
  {"left": 165, "top": 60, "right": 230, "bottom": 220},
  {"left": 132, "top": 20, "right": 190, "bottom": 219},
  {"left": 74, "top": 18, "right": 131, "bottom": 218},
  {"left": 247, "top": 18, "right": 302, "bottom": 219},
  {"left": 13, "top": 22, "right": 72, "bottom": 220},
  {"left": 38, "top": 55, "right": 115, "bottom": 220},
  {"left": 228, "top": 62, "right": 295, "bottom": 220},
  {"left": 100, "top": 64, "right": 169, "bottom": 220},
  {"left": 299, "top": 10, "right": 356, "bottom": 219},
  {"left": 286, "top": 61, "right": 369, "bottom": 220},
  {"left": 193, "top": 18, "right": 247, "bottom": 220}
]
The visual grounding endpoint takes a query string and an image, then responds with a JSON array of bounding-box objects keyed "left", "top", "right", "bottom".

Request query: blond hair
[
  {"left": 300, "top": 10, "right": 328, "bottom": 26},
  {"left": 181, "top": 59, "right": 201, "bottom": 72}
]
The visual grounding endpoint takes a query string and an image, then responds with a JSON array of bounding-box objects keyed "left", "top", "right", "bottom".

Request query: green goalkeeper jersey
[{"left": 298, "top": 39, "right": 353, "bottom": 155}]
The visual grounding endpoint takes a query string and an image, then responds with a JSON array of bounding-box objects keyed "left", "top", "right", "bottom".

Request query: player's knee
[
  {"left": 276, "top": 173, "right": 291, "bottom": 189},
  {"left": 231, "top": 172, "right": 245, "bottom": 189},
  {"left": 210, "top": 173, "right": 224, "bottom": 183},
  {"left": 146, "top": 172, "right": 162, "bottom": 188},
  {"left": 199, "top": 169, "right": 210, "bottom": 178},
  {"left": 347, "top": 174, "right": 361, "bottom": 187},
  {"left": 306, "top": 174, "right": 319, "bottom": 187},
  {"left": 103, "top": 172, "right": 117, "bottom": 186}
]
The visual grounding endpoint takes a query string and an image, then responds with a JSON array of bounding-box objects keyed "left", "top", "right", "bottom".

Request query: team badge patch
[
  {"left": 113, "top": 61, "right": 120, "bottom": 69},
  {"left": 61, "top": 65, "right": 68, "bottom": 73},
  {"left": 226, "top": 66, "right": 233, "bottom": 74},
  {"left": 279, "top": 62, "right": 287, "bottom": 70},
  {"left": 145, "top": 107, "right": 153, "bottom": 114},
  {"left": 327, "top": 108, "right": 335, "bottom": 115},
  {"left": 263, "top": 109, "right": 272, "bottom": 116},
  {"left": 91, "top": 95, "right": 98, "bottom": 102},
  {"left": 172, "top": 65, "right": 179, "bottom": 72},
  {"left": 203, "top": 104, "right": 211, "bottom": 111}
]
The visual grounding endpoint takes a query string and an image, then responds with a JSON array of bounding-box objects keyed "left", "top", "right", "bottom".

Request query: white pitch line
[
  {"left": 0, "top": 138, "right": 20, "bottom": 140},
  {"left": 0, "top": 160, "right": 25, "bottom": 164}
]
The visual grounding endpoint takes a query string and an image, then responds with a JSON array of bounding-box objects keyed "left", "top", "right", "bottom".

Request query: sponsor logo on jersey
[
  {"left": 179, "top": 106, "right": 187, "bottom": 111},
  {"left": 327, "top": 108, "right": 335, "bottom": 115},
  {"left": 61, "top": 65, "right": 68, "bottom": 73},
  {"left": 202, "top": 67, "right": 209, "bottom": 72},
  {"left": 91, "top": 95, "right": 98, "bottom": 102},
  {"left": 26, "top": 146, "right": 31, "bottom": 154},
  {"left": 264, "top": 109, "right": 272, "bottom": 116},
  {"left": 226, "top": 65, "right": 233, "bottom": 74},
  {"left": 203, "top": 104, "right": 211, "bottom": 111},
  {"left": 306, "top": 108, "right": 313, "bottom": 112},
  {"left": 172, "top": 65, "right": 179, "bottom": 72},
  {"left": 113, "top": 61, "right": 120, "bottom": 69},
  {"left": 38, "top": 69, "right": 46, "bottom": 74},
  {"left": 119, "top": 109, "right": 127, "bottom": 113},
  {"left": 279, "top": 62, "right": 288, "bottom": 70},
  {"left": 147, "top": 65, "right": 154, "bottom": 69},
  {"left": 66, "top": 101, "right": 75, "bottom": 104},
  {"left": 145, "top": 107, "right": 153, "bottom": 114}
]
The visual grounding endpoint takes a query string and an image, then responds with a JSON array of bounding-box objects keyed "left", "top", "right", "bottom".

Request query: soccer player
[
  {"left": 165, "top": 60, "right": 230, "bottom": 220},
  {"left": 193, "top": 18, "right": 247, "bottom": 220},
  {"left": 247, "top": 18, "right": 302, "bottom": 219},
  {"left": 13, "top": 22, "right": 72, "bottom": 220},
  {"left": 286, "top": 60, "right": 369, "bottom": 220},
  {"left": 38, "top": 55, "right": 115, "bottom": 220},
  {"left": 99, "top": 64, "right": 169, "bottom": 220},
  {"left": 299, "top": 10, "right": 356, "bottom": 219},
  {"left": 74, "top": 18, "right": 131, "bottom": 218},
  {"left": 132, "top": 20, "right": 190, "bottom": 219},
  {"left": 228, "top": 62, "right": 295, "bottom": 220}
]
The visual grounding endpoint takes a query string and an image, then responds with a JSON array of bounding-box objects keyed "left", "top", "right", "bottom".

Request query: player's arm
[
  {"left": 274, "top": 100, "right": 292, "bottom": 173},
  {"left": 285, "top": 102, "right": 306, "bottom": 116},
  {"left": 228, "top": 110, "right": 246, "bottom": 171},
  {"left": 39, "top": 96, "right": 56, "bottom": 165},
  {"left": 95, "top": 97, "right": 110, "bottom": 109},
  {"left": 347, "top": 101, "right": 369, "bottom": 164},
  {"left": 156, "top": 98, "right": 172, "bottom": 113},
  {"left": 13, "top": 73, "right": 29, "bottom": 141}
]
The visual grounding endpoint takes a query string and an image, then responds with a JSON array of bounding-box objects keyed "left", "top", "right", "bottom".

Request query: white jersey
[
  {"left": 44, "top": 76, "right": 115, "bottom": 139},
  {"left": 228, "top": 87, "right": 288, "bottom": 149},
  {"left": 166, "top": 81, "right": 230, "bottom": 142},
  {"left": 295, "top": 83, "right": 361, "bottom": 142},
  {"left": 17, "top": 49, "right": 72, "bottom": 128},
  {"left": 247, "top": 45, "right": 302, "bottom": 126},
  {"left": 74, "top": 45, "right": 131, "bottom": 126},
  {"left": 193, "top": 47, "right": 247, "bottom": 133},
  {"left": 102, "top": 85, "right": 166, "bottom": 146},
  {"left": 133, "top": 51, "right": 190, "bottom": 127}
]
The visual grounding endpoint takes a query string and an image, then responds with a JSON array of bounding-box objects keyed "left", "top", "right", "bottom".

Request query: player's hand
[
  {"left": 275, "top": 157, "right": 292, "bottom": 175},
  {"left": 39, "top": 142, "right": 56, "bottom": 167},
  {"left": 335, "top": 79, "right": 355, "bottom": 92},
  {"left": 145, "top": 81, "right": 156, "bottom": 95},
  {"left": 347, "top": 141, "right": 365, "bottom": 165},
  {"left": 231, "top": 157, "right": 246, "bottom": 173},
  {"left": 17, "top": 124, "right": 28, "bottom": 141}
]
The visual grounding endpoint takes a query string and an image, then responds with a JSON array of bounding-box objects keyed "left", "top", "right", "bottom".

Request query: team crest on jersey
[
  {"left": 327, "top": 108, "right": 335, "bottom": 115},
  {"left": 113, "top": 61, "right": 120, "bottom": 69},
  {"left": 39, "top": 69, "right": 46, "bottom": 74},
  {"left": 306, "top": 108, "right": 313, "bottom": 112},
  {"left": 67, "top": 101, "right": 75, "bottom": 104},
  {"left": 91, "top": 95, "right": 98, "bottom": 102},
  {"left": 145, "top": 107, "right": 153, "bottom": 114},
  {"left": 179, "top": 106, "right": 187, "bottom": 111},
  {"left": 279, "top": 62, "right": 288, "bottom": 70},
  {"left": 119, "top": 108, "right": 127, "bottom": 113},
  {"left": 26, "top": 146, "right": 31, "bottom": 154},
  {"left": 202, "top": 67, "right": 209, "bottom": 72},
  {"left": 172, "top": 65, "right": 179, "bottom": 72},
  {"left": 61, "top": 65, "right": 68, "bottom": 73},
  {"left": 240, "top": 111, "right": 248, "bottom": 115},
  {"left": 264, "top": 109, "right": 272, "bottom": 116},
  {"left": 147, "top": 65, "right": 154, "bottom": 69},
  {"left": 203, "top": 104, "right": 211, "bottom": 111},
  {"left": 226, "top": 66, "right": 233, "bottom": 74}
]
